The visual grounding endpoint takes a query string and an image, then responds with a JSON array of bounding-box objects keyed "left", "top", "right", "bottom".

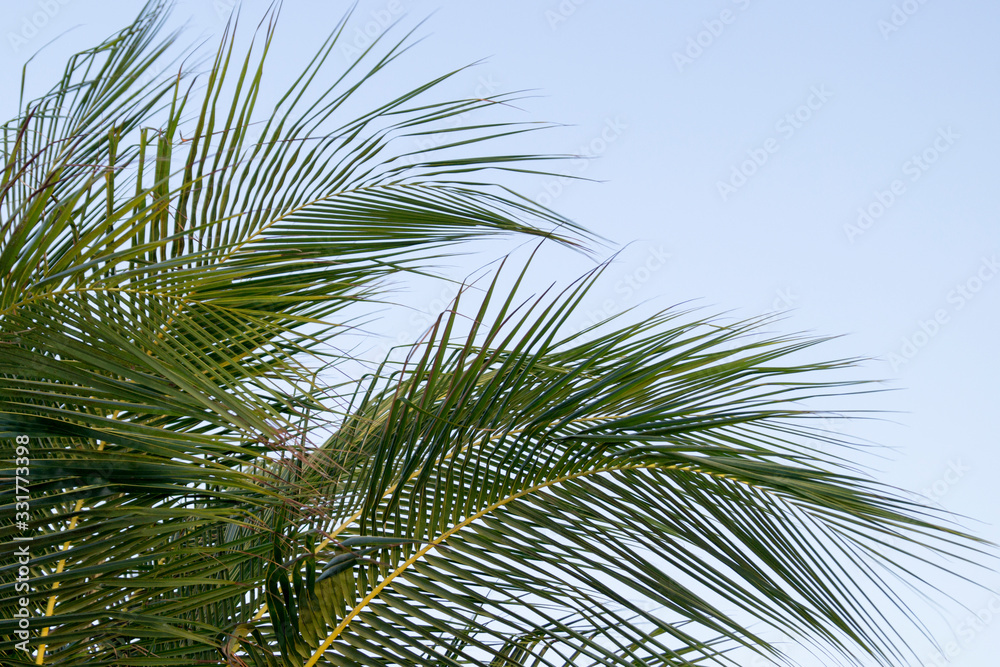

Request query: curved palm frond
[
  {"left": 0, "top": 3, "right": 992, "bottom": 667},
  {"left": 262, "top": 263, "right": 985, "bottom": 667}
]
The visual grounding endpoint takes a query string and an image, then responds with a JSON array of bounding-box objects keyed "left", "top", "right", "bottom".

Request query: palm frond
[{"left": 0, "top": 3, "right": 991, "bottom": 667}]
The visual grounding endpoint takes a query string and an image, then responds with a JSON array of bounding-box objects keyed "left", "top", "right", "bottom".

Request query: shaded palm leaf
[{"left": 0, "top": 3, "right": 991, "bottom": 667}]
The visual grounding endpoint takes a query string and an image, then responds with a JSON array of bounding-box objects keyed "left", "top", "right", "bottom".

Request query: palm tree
[{"left": 0, "top": 3, "right": 991, "bottom": 666}]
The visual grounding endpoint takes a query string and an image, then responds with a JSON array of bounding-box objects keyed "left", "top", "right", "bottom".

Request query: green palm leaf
[{"left": 0, "top": 3, "right": 991, "bottom": 667}]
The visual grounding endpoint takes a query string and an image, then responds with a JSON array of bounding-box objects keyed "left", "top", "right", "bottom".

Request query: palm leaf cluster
[{"left": 0, "top": 3, "right": 991, "bottom": 666}]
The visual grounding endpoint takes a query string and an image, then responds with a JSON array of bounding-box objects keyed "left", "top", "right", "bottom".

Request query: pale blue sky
[{"left": 3, "top": 1, "right": 999, "bottom": 665}]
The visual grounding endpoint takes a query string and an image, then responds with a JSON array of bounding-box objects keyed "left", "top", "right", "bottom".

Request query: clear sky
[{"left": 3, "top": 1, "right": 999, "bottom": 665}]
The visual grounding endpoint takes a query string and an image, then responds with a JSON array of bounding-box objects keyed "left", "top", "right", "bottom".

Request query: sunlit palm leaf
[
  {"left": 259, "top": 264, "right": 985, "bottom": 667},
  {"left": 0, "top": 3, "right": 991, "bottom": 667}
]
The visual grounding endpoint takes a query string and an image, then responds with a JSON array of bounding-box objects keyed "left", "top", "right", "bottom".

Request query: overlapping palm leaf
[
  {"left": 0, "top": 2, "right": 991, "bottom": 666},
  {"left": 251, "top": 265, "right": 984, "bottom": 667}
]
